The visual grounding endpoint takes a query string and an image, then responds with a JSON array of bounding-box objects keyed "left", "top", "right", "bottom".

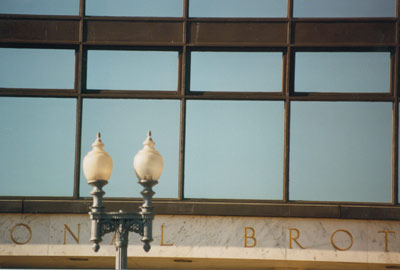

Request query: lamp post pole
[{"left": 83, "top": 131, "right": 163, "bottom": 270}]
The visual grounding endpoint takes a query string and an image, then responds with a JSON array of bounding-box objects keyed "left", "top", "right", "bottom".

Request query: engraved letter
[
  {"left": 160, "top": 224, "right": 174, "bottom": 246},
  {"left": 289, "top": 228, "right": 306, "bottom": 249},
  {"left": 64, "top": 224, "right": 80, "bottom": 244},
  {"left": 331, "top": 229, "right": 353, "bottom": 251},
  {"left": 244, "top": 227, "right": 257, "bottom": 248},
  {"left": 378, "top": 230, "right": 395, "bottom": 252},
  {"left": 110, "top": 231, "right": 117, "bottom": 245},
  {"left": 10, "top": 223, "right": 32, "bottom": 245}
]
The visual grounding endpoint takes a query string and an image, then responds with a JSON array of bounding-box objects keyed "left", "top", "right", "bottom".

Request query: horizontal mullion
[
  {"left": 292, "top": 17, "right": 397, "bottom": 23},
  {"left": 0, "top": 41, "right": 80, "bottom": 47},
  {"left": 187, "top": 43, "right": 288, "bottom": 48},
  {"left": 187, "top": 17, "right": 289, "bottom": 22},
  {"left": 0, "top": 199, "right": 398, "bottom": 220},
  {"left": 81, "top": 90, "right": 182, "bottom": 99},
  {"left": 184, "top": 92, "right": 285, "bottom": 100},
  {"left": 0, "top": 92, "right": 393, "bottom": 102},
  {"left": 291, "top": 43, "right": 397, "bottom": 48},
  {"left": 0, "top": 89, "right": 79, "bottom": 98},
  {"left": 83, "top": 41, "right": 184, "bottom": 48},
  {"left": 289, "top": 93, "right": 394, "bottom": 101},
  {"left": 0, "top": 14, "right": 81, "bottom": 20},
  {"left": 288, "top": 200, "right": 394, "bottom": 206},
  {"left": 84, "top": 42, "right": 397, "bottom": 48},
  {"left": 6, "top": 92, "right": 391, "bottom": 101},
  {"left": 2, "top": 15, "right": 395, "bottom": 23},
  {"left": 84, "top": 16, "right": 184, "bottom": 22},
  {"left": 186, "top": 46, "right": 285, "bottom": 51}
]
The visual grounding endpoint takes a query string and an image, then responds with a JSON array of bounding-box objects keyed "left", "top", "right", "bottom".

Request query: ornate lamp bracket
[{"left": 88, "top": 180, "right": 157, "bottom": 270}]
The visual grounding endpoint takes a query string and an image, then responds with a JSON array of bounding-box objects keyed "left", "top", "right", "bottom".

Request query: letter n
[{"left": 64, "top": 224, "right": 80, "bottom": 244}]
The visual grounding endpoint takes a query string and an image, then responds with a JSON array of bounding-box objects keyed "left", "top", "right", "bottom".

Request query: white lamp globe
[
  {"left": 83, "top": 132, "right": 113, "bottom": 183},
  {"left": 133, "top": 131, "right": 163, "bottom": 181}
]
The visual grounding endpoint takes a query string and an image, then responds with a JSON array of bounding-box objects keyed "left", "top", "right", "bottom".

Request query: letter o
[
  {"left": 331, "top": 229, "right": 353, "bottom": 251},
  {"left": 10, "top": 223, "right": 32, "bottom": 245}
]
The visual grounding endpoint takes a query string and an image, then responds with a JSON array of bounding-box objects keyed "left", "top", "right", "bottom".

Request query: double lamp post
[{"left": 82, "top": 131, "right": 163, "bottom": 270}]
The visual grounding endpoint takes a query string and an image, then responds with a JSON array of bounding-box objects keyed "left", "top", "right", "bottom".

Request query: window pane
[
  {"left": 295, "top": 52, "right": 390, "bottom": 93},
  {"left": 0, "top": 48, "right": 75, "bottom": 89},
  {"left": 290, "top": 102, "right": 392, "bottom": 203},
  {"left": 87, "top": 50, "right": 179, "bottom": 91},
  {"left": 0, "top": 97, "right": 76, "bottom": 196},
  {"left": 185, "top": 100, "right": 284, "bottom": 200},
  {"left": 189, "top": 0, "right": 287, "bottom": 18},
  {"left": 80, "top": 99, "right": 180, "bottom": 198},
  {"left": 294, "top": 0, "right": 395, "bottom": 18},
  {"left": 86, "top": 0, "right": 182, "bottom": 17},
  {"left": 0, "top": 0, "right": 79, "bottom": 15},
  {"left": 190, "top": 52, "right": 282, "bottom": 92}
]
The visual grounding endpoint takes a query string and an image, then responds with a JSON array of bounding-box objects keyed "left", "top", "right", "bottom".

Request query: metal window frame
[{"left": 0, "top": 0, "right": 399, "bottom": 220}]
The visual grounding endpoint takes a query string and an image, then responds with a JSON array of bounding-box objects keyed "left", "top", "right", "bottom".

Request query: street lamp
[{"left": 83, "top": 131, "right": 163, "bottom": 270}]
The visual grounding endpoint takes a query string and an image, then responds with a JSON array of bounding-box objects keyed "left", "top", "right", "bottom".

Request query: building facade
[{"left": 0, "top": 0, "right": 399, "bottom": 269}]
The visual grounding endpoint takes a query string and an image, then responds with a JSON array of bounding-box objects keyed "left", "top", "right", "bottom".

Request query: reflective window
[
  {"left": 86, "top": 0, "right": 182, "bottom": 17},
  {"left": 293, "top": 0, "right": 395, "bottom": 18},
  {"left": 0, "top": 48, "right": 75, "bottom": 89},
  {"left": 80, "top": 99, "right": 180, "bottom": 199},
  {"left": 0, "top": 97, "right": 76, "bottom": 196},
  {"left": 295, "top": 52, "right": 390, "bottom": 93},
  {"left": 185, "top": 100, "right": 284, "bottom": 200},
  {"left": 87, "top": 50, "right": 179, "bottom": 91},
  {"left": 189, "top": 0, "right": 287, "bottom": 18},
  {"left": 190, "top": 52, "right": 282, "bottom": 92},
  {"left": 290, "top": 102, "right": 392, "bottom": 203},
  {"left": 0, "top": 0, "right": 79, "bottom": 15}
]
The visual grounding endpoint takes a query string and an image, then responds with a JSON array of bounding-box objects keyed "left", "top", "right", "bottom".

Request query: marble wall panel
[{"left": 0, "top": 213, "right": 399, "bottom": 266}]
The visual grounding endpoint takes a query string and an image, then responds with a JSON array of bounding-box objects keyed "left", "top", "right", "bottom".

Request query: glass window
[
  {"left": 295, "top": 52, "right": 390, "bottom": 93},
  {"left": 80, "top": 99, "right": 180, "bottom": 199},
  {"left": 87, "top": 50, "right": 179, "bottom": 91},
  {"left": 293, "top": 0, "right": 395, "bottom": 18},
  {"left": 185, "top": 100, "right": 284, "bottom": 200},
  {"left": 290, "top": 102, "right": 392, "bottom": 203},
  {"left": 189, "top": 0, "right": 287, "bottom": 18},
  {"left": 0, "top": 0, "right": 79, "bottom": 15},
  {"left": 86, "top": 0, "right": 182, "bottom": 17},
  {"left": 190, "top": 52, "right": 282, "bottom": 92},
  {"left": 0, "top": 48, "right": 75, "bottom": 89},
  {"left": 0, "top": 97, "right": 76, "bottom": 196}
]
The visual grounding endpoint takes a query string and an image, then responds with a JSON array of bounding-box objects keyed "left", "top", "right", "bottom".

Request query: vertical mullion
[
  {"left": 73, "top": 0, "right": 85, "bottom": 199},
  {"left": 178, "top": 98, "right": 186, "bottom": 200},
  {"left": 283, "top": 98, "right": 291, "bottom": 203},
  {"left": 178, "top": 0, "right": 189, "bottom": 200},
  {"left": 392, "top": 3, "right": 399, "bottom": 204},
  {"left": 283, "top": 0, "right": 293, "bottom": 202},
  {"left": 393, "top": 89, "right": 398, "bottom": 205}
]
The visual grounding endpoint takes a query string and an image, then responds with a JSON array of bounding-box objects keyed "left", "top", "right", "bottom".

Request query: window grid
[{"left": 0, "top": 0, "right": 399, "bottom": 218}]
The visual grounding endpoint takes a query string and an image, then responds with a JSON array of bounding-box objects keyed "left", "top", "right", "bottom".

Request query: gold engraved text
[
  {"left": 110, "top": 231, "right": 117, "bottom": 245},
  {"left": 378, "top": 230, "right": 395, "bottom": 252},
  {"left": 331, "top": 229, "right": 353, "bottom": 251},
  {"left": 244, "top": 227, "right": 257, "bottom": 248},
  {"left": 289, "top": 228, "right": 306, "bottom": 249},
  {"left": 160, "top": 224, "right": 174, "bottom": 246},
  {"left": 64, "top": 224, "right": 80, "bottom": 244},
  {"left": 10, "top": 223, "right": 32, "bottom": 245}
]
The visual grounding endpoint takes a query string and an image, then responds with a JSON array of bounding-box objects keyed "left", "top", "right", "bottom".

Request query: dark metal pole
[{"left": 115, "top": 218, "right": 129, "bottom": 270}]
